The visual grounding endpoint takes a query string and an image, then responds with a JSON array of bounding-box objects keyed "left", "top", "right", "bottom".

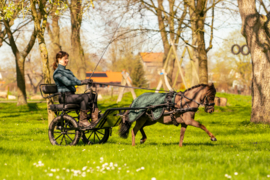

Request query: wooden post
[
  {"left": 155, "top": 79, "right": 163, "bottom": 93},
  {"left": 122, "top": 72, "right": 137, "bottom": 100},
  {"left": 162, "top": 69, "right": 173, "bottom": 91},
  {"left": 172, "top": 47, "right": 187, "bottom": 88},
  {"left": 116, "top": 74, "right": 126, "bottom": 103},
  {"left": 117, "top": 71, "right": 136, "bottom": 103},
  {"left": 164, "top": 47, "right": 173, "bottom": 71},
  {"left": 155, "top": 46, "right": 173, "bottom": 93}
]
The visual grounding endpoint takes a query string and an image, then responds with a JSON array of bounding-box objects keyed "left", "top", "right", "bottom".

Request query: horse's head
[{"left": 201, "top": 83, "right": 216, "bottom": 113}]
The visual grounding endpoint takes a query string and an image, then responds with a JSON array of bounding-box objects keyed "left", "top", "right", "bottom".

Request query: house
[
  {"left": 86, "top": 71, "right": 123, "bottom": 87},
  {"left": 139, "top": 52, "right": 164, "bottom": 88}
]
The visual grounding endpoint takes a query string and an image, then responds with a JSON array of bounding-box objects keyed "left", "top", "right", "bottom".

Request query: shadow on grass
[
  {"left": 1, "top": 114, "right": 20, "bottom": 118},
  {"left": 27, "top": 103, "right": 39, "bottom": 111},
  {"left": 99, "top": 103, "right": 131, "bottom": 110}
]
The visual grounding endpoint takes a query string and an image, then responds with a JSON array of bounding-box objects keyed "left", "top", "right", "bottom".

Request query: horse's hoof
[
  {"left": 140, "top": 139, "right": 146, "bottom": 144},
  {"left": 211, "top": 137, "right": 217, "bottom": 141}
]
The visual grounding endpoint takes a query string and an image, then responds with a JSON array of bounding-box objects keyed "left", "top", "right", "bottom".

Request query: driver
[{"left": 52, "top": 51, "right": 99, "bottom": 130}]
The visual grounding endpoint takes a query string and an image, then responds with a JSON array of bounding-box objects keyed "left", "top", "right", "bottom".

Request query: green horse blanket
[{"left": 128, "top": 92, "right": 176, "bottom": 122}]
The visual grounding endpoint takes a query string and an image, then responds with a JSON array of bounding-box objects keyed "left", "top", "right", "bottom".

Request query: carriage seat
[
  {"left": 49, "top": 104, "right": 80, "bottom": 111},
  {"left": 41, "top": 84, "right": 80, "bottom": 111}
]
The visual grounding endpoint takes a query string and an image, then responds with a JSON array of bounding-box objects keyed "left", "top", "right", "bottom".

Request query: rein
[{"left": 92, "top": 82, "right": 171, "bottom": 92}]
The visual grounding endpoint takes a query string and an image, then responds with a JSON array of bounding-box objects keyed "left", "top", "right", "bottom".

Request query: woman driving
[{"left": 53, "top": 51, "right": 99, "bottom": 130}]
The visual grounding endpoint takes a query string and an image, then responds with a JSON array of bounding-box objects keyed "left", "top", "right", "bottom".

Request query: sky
[{"left": 0, "top": 0, "right": 268, "bottom": 71}]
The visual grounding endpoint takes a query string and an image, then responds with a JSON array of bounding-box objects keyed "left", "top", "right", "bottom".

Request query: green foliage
[
  {"left": 0, "top": 1, "right": 18, "bottom": 20},
  {"left": 130, "top": 59, "right": 147, "bottom": 88},
  {"left": 1, "top": 92, "right": 270, "bottom": 179},
  {"left": 109, "top": 52, "right": 148, "bottom": 87}
]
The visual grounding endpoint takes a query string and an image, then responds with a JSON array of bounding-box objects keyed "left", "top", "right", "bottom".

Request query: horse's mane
[
  {"left": 180, "top": 83, "right": 216, "bottom": 96},
  {"left": 182, "top": 84, "right": 208, "bottom": 93}
]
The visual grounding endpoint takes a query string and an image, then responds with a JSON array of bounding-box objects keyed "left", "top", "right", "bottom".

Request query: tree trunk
[
  {"left": 238, "top": 0, "right": 270, "bottom": 123},
  {"left": 70, "top": 0, "right": 86, "bottom": 93},
  {"left": 31, "top": 0, "right": 55, "bottom": 125},
  {"left": 47, "top": 6, "right": 61, "bottom": 83},
  {"left": 188, "top": 1, "right": 200, "bottom": 86},
  {"left": 195, "top": 0, "right": 208, "bottom": 84},
  {"left": 3, "top": 19, "right": 37, "bottom": 106},
  {"left": 15, "top": 54, "right": 27, "bottom": 105},
  {"left": 197, "top": 28, "right": 208, "bottom": 84},
  {"left": 39, "top": 41, "right": 55, "bottom": 126}
]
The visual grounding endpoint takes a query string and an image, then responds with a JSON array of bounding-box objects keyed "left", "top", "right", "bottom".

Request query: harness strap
[
  {"left": 146, "top": 110, "right": 154, "bottom": 121},
  {"left": 177, "top": 92, "right": 215, "bottom": 107},
  {"left": 165, "top": 91, "right": 176, "bottom": 111},
  {"left": 170, "top": 114, "right": 179, "bottom": 126}
]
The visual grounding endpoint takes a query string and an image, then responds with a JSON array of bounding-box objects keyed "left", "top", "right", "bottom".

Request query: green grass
[{"left": 0, "top": 91, "right": 270, "bottom": 180}]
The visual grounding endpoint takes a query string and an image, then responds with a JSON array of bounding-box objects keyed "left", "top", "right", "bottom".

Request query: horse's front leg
[
  {"left": 186, "top": 119, "right": 217, "bottom": 141},
  {"left": 132, "top": 117, "right": 147, "bottom": 146},
  {"left": 179, "top": 123, "right": 187, "bottom": 147},
  {"left": 140, "top": 128, "right": 147, "bottom": 144}
]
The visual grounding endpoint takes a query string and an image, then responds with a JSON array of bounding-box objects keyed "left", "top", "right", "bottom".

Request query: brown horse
[{"left": 119, "top": 83, "right": 217, "bottom": 147}]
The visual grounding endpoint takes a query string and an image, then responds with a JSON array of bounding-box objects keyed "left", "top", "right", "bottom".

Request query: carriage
[
  {"left": 40, "top": 82, "right": 217, "bottom": 146},
  {"left": 40, "top": 83, "right": 132, "bottom": 145}
]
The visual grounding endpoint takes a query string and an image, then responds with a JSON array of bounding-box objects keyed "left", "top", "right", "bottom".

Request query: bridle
[{"left": 178, "top": 92, "right": 215, "bottom": 110}]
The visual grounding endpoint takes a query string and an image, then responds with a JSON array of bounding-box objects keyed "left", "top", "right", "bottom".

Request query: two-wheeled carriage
[
  {"left": 40, "top": 82, "right": 217, "bottom": 147},
  {"left": 40, "top": 83, "right": 128, "bottom": 146}
]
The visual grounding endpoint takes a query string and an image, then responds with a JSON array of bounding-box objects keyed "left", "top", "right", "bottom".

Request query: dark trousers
[{"left": 59, "top": 92, "right": 90, "bottom": 110}]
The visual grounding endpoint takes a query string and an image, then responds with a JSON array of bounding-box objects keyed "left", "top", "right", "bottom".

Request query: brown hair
[{"left": 53, "top": 51, "right": 69, "bottom": 70}]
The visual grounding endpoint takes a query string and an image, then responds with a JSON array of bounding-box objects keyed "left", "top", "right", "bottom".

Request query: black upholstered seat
[{"left": 49, "top": 104, "right": 80, "bottom": 111}]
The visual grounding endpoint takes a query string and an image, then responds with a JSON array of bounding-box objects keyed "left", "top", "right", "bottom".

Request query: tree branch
[
  {"left": 23, "top": 28, "right": 37, "bottom": 57},
  {"left": 204, "top": 0, "right": 223, "bottom": 13},
  {"left": 3, "top": 19, "right": 19, "bottom": 55},
  {"left": 206, "top": 0, "right": 215, "bottom": 52},
  {"left": 140, "top": 0, "right": 157, "bottom": 15},
  {"left": 3, "top": 38, "right": 10, "bottom": 46},
  {"left": 175, "top": 3, "right": 187, "bottom": 44},
  {"left": 258, "top": 0, "right": 268, "bottom": 14},
  {"left": 183, "top": 0, "right": 195, "bottom": 11}
]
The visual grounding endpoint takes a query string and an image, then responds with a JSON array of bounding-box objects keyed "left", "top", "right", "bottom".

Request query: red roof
[
  {"left": 139, "top": 52, "right": 164, "bottom": 63},
  {"left": 86, "top": 71, "right": 122, "bottom": 83}
]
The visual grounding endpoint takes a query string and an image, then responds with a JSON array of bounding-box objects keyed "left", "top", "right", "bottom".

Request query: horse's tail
[{"left": 119, "top": 113, "right": 132, "bottom": 139}]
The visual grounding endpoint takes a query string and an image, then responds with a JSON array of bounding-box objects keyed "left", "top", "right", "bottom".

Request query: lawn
[{"left": 0, "top": 91, "right": 270, "bottom": 180}]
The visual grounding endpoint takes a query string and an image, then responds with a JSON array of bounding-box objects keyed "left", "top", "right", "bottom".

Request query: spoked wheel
[
  {"left": 81, "top": 128, "right": 110, "bottom": 145},
  {"left": 49, "top": 115, "right": 80, "bottom": 146}
]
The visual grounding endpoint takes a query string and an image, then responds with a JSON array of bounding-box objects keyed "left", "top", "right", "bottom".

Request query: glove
[{"left": 81, "top": 79, "right": 93, "bottom": 85}]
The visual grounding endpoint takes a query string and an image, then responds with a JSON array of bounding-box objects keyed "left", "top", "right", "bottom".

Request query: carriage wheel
[
  {"left": 48, "top": 115, "right": 80, "bottom": 146},
  {"left": 81, "top": 128, "right": 110, "bottom": 145}
]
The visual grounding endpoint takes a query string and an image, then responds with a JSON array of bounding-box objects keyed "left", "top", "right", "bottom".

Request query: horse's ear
[{"left": 208, "top": 83, "right": 214, "bottom": 87}]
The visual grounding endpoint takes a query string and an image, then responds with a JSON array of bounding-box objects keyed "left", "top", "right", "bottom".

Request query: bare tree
[
  {"left": 238, "top": 0, "right": 270, "bottom": 123},
  {"left": 139, "top": 0, "right": 187, "bottom": 84},
  {"left": 66, "top": 0, "right": 93, "bottom": 93},
  {"left": 0, "top": 0, "right": 37, "bottom": 105}
]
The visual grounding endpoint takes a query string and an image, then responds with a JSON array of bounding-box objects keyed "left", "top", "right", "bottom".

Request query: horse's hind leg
[
  {"left": 186, "top": 119, "right": 217, "bottom": 141},
  {"left": 179, "top": 123, "right": 187, "bottom": 147},
  {"left": 139, "top": 120, "right": 157, "bottom": 144},
  {"left": 140, "top": 128, "right": 147, "bottom": 144},
  {"left": 132, "top": 117, "right": 147, "bottom": 146}
]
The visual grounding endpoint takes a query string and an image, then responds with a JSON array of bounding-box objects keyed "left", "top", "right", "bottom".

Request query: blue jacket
[{"left": 53, "top": 64, "right": 82, "bottom": 93}]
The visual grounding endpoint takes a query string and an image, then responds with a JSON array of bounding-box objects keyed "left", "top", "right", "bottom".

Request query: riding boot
[
  {"left": 79, "top": 110, "right": 91, "bottom": 129},
  {"left": 89, "top": 108, "right": 100, "bottom": 128}
]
